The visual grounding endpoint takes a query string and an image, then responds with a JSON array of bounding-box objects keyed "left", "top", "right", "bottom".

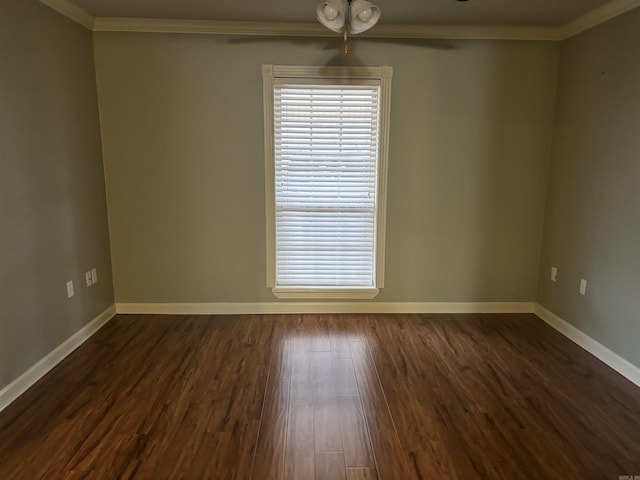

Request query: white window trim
[{"left": 263, "top": 64, "right": 392, "bottom": 300}]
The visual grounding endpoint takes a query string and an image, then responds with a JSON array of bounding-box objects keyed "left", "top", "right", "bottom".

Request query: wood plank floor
[{"left": 1, "top": 313, "right": 639, "bottom": 479}]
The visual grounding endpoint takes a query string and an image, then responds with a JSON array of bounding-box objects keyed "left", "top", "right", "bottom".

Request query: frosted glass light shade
[
  {"left": 349, "top": 0, "right": 381, "bottom": 34},
  {"left": 357, "top": 7, "right": 373, "bottom": 21},
  {"left": 316, "top": 0, "right": 347, "bottom": 33}
]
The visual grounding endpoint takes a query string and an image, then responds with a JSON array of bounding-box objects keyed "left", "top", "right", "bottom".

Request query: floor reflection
[{"left": 256, "top": 321, "right": 378, "bottom": 478}]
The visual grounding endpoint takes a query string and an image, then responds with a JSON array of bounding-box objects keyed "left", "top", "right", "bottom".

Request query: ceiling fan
[{"left": 225, "top": 0, "right": 455, "bottom": 59}]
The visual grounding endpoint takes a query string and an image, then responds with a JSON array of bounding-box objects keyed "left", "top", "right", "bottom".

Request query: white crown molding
[
  {"left": 0, "top": 305, "right": 116, "bottom": 412},
  {"left": 39, "top": 0, "right": 94, "bottom": 30},
  {"left": 534, "top": 304, "right": 640, "bottom": 388},
  {"left": 560, "top": 0, "right": 640, "bottom": 39},
  {"left": 115, "top": 302, "right": 534, "bottom": 315}
]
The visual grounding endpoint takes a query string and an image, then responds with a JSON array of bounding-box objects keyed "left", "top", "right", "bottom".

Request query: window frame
[{"left": 262, "top": 64, "right": 392, "bottom": 299}]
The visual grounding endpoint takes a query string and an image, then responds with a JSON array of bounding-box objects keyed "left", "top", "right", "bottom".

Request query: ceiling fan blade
[{"left": 225, "top": 35, "right": 454, "bottom": 50}]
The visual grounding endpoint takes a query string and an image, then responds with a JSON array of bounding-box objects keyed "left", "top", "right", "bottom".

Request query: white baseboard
[
  {"left": 534, "top": 303, "right": 640, "bottom": 388},
  {"left": 115, "top": 301, "right": 534, "bottom": 315},
  {"left": 0, "top": 305, "right": 117, "bottom": 412}
]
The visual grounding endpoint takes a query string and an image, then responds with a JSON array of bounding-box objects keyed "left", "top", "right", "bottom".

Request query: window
[{"left": 263, "top": 65, "right": 392, "bottom": 299}]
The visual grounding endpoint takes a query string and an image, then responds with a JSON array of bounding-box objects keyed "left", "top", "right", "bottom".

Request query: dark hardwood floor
[{"left": 1, "top": 313, "right": 639, "bottom": 479}]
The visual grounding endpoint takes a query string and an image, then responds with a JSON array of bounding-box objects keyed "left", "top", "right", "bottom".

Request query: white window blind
[{"left": 274, "top": 83, "right": 380, "bottom": 288}]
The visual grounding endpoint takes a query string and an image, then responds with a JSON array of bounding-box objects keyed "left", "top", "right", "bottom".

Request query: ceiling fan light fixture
[
  {"left": 316, "top": 0, "right": 347, "bottom": 33},
  {"left": 349, "top": 0, "right": 381, "bottom": 34}
]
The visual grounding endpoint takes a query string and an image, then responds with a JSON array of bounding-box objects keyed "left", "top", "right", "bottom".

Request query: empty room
[{"left": 1, "top": 0, "right": 639, "bottom": 478}]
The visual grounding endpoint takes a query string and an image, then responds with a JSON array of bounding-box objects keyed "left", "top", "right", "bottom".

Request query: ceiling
[{"left": 69, "top": 0, "right": 612, "bottom": 28}]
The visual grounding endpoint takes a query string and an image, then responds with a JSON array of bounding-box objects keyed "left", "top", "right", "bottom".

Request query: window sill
[{"left": 272, "top": 287, "right": 379, "bottom": 300}]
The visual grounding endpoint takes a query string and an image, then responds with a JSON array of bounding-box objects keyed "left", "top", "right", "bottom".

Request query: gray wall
[
  {"left": 538, "top": 8, "right": 640, "bottom": 367},
  {"left": 94, "top": 34, "right": 559, "bottom": 303},
  {"left": 0, "top": 0, "right": 113, "bottom": 390}
]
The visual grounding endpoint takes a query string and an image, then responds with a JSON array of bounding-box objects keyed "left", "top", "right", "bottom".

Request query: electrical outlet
[
  {"left": 551, "top": 267, "right": 557, "bottom": 282},
  {"left": 579, "top": 279, "right": 587, "bottom": 296},
  {"left": 91, "top": 267, "right": 98, "bottom": 284},
  {"left": 66, "top": 280, "right": 74, "bottom": 298},
  {"left": 85, "top": 271, "right": 93, "bottom": 287}
]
